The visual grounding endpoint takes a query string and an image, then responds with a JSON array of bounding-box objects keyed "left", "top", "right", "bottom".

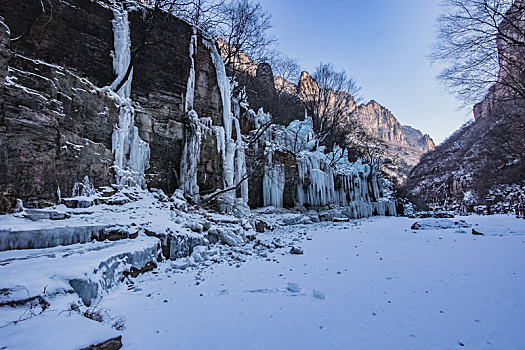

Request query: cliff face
[
  {"left": 0, "top": 0, "right": 224, "bottom": 203},
  {"left": 0, "top": 19, "right": 119, "bottom": 205},
  {"left": 0, "top": 0, "right": 397, "bottom": 216},
  {"left": 354, "top": 101, "right": 435, "bottom": 153},
  {"left": 405, "top": 1, "right": 525, "bottom": 210},
  {"left": 351, "top": 100, "right": 436, "bottom": 184}
]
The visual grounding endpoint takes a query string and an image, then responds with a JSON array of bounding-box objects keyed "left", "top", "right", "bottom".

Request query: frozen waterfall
[
  {"left": 179, "top": 29, "right": 201, "bottom": 201},
  {"left": 204, "top": 38, "right": 250, "bottom": 214},
  {"left": 179, "top": 110, "right": 202, "bottom": 201},
  {"left": 262, "top": 117, "right": 396, "bottom": 217},
  {"left": 109, "top": 6, "right": 150, "bottom": 188}
]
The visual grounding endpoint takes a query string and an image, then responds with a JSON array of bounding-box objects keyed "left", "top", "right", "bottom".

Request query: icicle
[
  {"left": 264, "top": 116, "right": 396, "bottom": 216},
  {"left": 204, "top": 38, "right": 250, "bottom": 214},
  {"left": 234, "top": 117, "right": 249, "bottom": 203},
  {"left": 179, "top": 110, "right": 202, "bottom": 201},
  {"left": 185, "top": 28, "right": 198, "bottom": 112},
  {"left": 109, "top": 5, "right": 150, "bottom": 188},
  {"left": 212, "top": 126, "right": 225, "bottom": 160},
  {"left": 57, "top": 185, "right": 62, "bottom": 204},
  {"left": 204, "top": 38, "right": 232, "bottom": 140},
  {"left": 110, "top": 8, "right": 132, "bottom": 99},
  {"left": 263, "top": 150, "right": 285, "bottom": 207}
]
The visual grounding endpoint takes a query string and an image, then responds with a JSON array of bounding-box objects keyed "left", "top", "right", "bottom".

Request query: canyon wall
[
  {"left": 0, "top": 0, "right": 396, "bottom": 216},
  {"left": 0, "top": 0, "right": 224, "bottom": 203},
  {"left": 405, "top": 1, "right": 525, "bottom": 210}
]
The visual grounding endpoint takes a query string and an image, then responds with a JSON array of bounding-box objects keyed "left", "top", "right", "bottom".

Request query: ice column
[
  {"left": 205, "top": 38, "right": 250, "bottom": 213},
  {"left": 263, "top": 150, "right": 285, "bottom": 207},
  {"left": 179, "top": 111, "right": 202, "bottom": 200},
  {"left": 110, "top": 6, "right": 150, "bottom": 188},
  {"left": 179, "top": 29, "right": 202, "bottom": 201},
  {"left": 185, "top": 28, "right": 197, "bottom": 112}
]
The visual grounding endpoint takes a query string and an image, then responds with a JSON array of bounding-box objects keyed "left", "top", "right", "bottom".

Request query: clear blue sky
[{"left": 260, "top": 0, "right": 474, "bottom": 144}]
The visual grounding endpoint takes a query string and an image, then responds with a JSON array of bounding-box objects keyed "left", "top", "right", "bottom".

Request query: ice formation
[
  {"left": 204, "top": 38, "right": 250, "bottom": 214},
  {"left": 109, "top": 6, "right": 150, "bottom": 188},
  {"left": 179, "top": 111, "right": 202, "bottom": 200},
  {"left": 179, "top": 30, "right": 201, "bottom": 201},
  {"left": 263, "top": 150, "right": 285, "bottom": 207},
  {"left": 262, "top": 116, "right": 396, "bottom": 218},
  {"left": 185, "top": 28, "right": 198, "bottom": 112},
  {"left": 233, "top": 116, "right": 249, "bottom": 203},
  {"left": 71, "top": 176, "right": 96, "bottom": 197}
]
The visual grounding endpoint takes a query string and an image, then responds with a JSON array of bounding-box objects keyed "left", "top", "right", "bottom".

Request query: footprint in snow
[{"left": 313, "top": 290, "right": 326, "bottom": 300}]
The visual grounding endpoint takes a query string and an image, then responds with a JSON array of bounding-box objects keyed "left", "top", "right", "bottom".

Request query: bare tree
[
  {"left": 431, "top": 0, "right": 525, "bottom": 167},
  {"left": 269, "top": 53, "right": 301, "bottom": 94},
  {"left": 146, "top": 0, "right": 225, "bottom": 33},
  {"left": 346, "top": 127, "right": 386, "bottom": 165},
  {"left": 216, "top": 0, "right": 276, "bottom": 75},
  {"left": 301, "top": 63, "right": 361, "bottom": 151},
  {"left": 431, "top": 0, "right": 516, "bottom": 103}
]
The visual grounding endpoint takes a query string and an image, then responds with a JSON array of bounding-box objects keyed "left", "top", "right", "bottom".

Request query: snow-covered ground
[{"left": 3, "top": 214, "right": 522, "bottom": 349}]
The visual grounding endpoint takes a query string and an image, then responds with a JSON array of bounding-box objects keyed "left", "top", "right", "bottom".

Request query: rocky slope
[
  {"left": 405, "top": 1, "right": 525, "bottom": 211},
  {"left": 352, "top": 100, "right": 435, "bottom": 184},
  {"left": 354, "top": 100, "right": 434, "bottom": 153}
]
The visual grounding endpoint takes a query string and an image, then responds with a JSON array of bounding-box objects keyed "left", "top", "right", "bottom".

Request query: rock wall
[
  {"left": 0, "top": 0, "right": 397, "bottom": 218},
  {"left": 0, "top": 18, "right": 119, "bottom": 205},
  {"left": 0, "top": 0, "right": 224, "bottom": 203},
  {"left": 405, "top": 1, "right": 525, "bottom": 211},
  {"left": 354, "top": 100, "right": 435, "bottom": 153}
]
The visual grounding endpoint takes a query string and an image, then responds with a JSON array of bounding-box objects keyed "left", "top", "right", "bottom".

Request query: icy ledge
[{"left": 0, "top": 236, "right": 159, "bottom": 306}]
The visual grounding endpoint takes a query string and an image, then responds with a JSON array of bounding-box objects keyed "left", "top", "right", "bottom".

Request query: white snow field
[{"left": 1, "top": 214, "right": 524, "bottom": 349}]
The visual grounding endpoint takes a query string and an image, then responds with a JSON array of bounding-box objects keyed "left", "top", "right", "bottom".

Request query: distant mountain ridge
[
  {"left": 288, "top": 73, "right": 437, "bottom": 184},
  {"left": 354, "top": 100, "right": 435, "bottom": 153},
  {"left": 350, "top": 99, "right": 435, "bottom": 185}
]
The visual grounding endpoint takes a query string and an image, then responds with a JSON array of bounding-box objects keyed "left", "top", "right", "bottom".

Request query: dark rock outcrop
[
  {"left": 80, "top": 336, "right": 122, "bottom": 350},
  {"left": 0, "top": 0, "right": 224, "bottom": 203},
  {"left": 0, "top": 23, "right": 119, "bottom": 202}
]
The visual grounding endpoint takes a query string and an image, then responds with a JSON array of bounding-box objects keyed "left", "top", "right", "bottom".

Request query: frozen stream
[{"left": 96, "top": 215, "right": 525, "bottom": 349}]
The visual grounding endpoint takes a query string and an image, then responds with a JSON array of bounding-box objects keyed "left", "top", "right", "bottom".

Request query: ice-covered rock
[
  {"left": 255, "top": 219, "right": 271, "bottom": 233},
  {"left": 208, "top": 227, "right": 244, "bottom": 247},
  {"left": 410, "top": 219, "right": 471, "bottom": 230},
  {"left": 191, "top": 245, "right": 209, "bottom": 263},
  {"left": 282, "top": 214, "right": 312, "bottom": 226},
  {"left": 290, "top": 246, "right": 304, "bottom": 255},
  {"left": 286, "top": 282, "right": 302, "bottom": 293},
  {"left": 0, "top": 236, "right": 159, "bottom": 306},
  {"left": 0, "top": 313, "right": 122, "bottom": 350},
  {"left": 23, "top": 208, "right": 71, "bottom": 221},
  {"left": 313, "top": 290, "right": 326, "bottom": 300},
  {"left": 0, "top": 224, "right": 108, "bottom": 251},
  {"left": 144, "top": 227, "right": 208, "bottom": 260}
]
